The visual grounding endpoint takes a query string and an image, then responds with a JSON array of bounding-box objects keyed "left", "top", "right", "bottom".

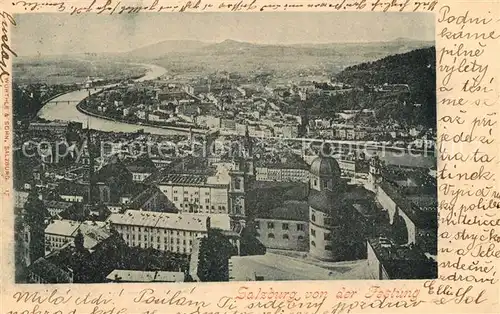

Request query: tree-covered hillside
[
  {"left": 336, "top": 47, "right": 436, "bottom": 126},
  {"left": 289, "top": 47, "right": 436, "bottom": 129}
]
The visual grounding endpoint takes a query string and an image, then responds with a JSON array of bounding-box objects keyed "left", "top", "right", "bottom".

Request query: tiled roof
[
  {"left": 149, "top": 157, "right": 218, "bottom": 185},
  {"left": 45, "top": 220, "right": 81, "bottom": 237},
  {"left": 160, "top": 174, "right": 207, "bottom": 185},
  {"left": 106, "top": 270, "right": 185, "bottom": 282},
  {"left": 129, "top": 186, "right": 177, "bottom": 212},
  {"left": 247, "top": 181, "right": 309, "bottom": 218},
  {"left": 255, "top": 152, "right": 308, "bottom": 170},
  {"left": 107, "top": 210, "right": 231, "bottom": 232},
  {"left": 79, "top": 223, "right": 112, "bottom": 249},
  {"left": 257, "top": 200, "right": 309, "bottom": 221}
]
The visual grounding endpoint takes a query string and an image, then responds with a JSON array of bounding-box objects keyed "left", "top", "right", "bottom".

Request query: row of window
[
  {"left": 114, "top": 226, "right": 202, "bottom": 238},
  {"left": 310, "top": 241, "right": 333, "bottom": 251},
  {"left": 173, "top": 190, "right": 211, "bottom": 196},
  {"left": 181, "top": 208, "right": 226, "bottom": 214},
  {"left": 126, "top": 234, "right": 193, "bottom": 246},
  {"left": 129, "top": 241, "right": 191, "bottom": 253},
  {"left": 117, "top": 226, "right": 183, "bottom": 235},
  {"left": 256, "top": 168, "right": 305, "bottom": 172},
  {"left": 258, "top": 233, "right": 305, "bottom": 241},
  {"left": 173, "top": 202, "right": 227, "bottom": 211},
  {"left": 46, "top": 236, "right": 70, "bottom": 243},
  {"left": 258, "top": 222, "right": 305, "bottom": 231}
]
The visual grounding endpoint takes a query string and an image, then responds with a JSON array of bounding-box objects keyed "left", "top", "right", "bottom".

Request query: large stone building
[
  {"left": 45, "top": 220, "right": 111, "bottom": 254},
  {"left": 107, "top": 210, "right": 231, "bottom": 254},
  {"left": 150, "top": 129, "right": 255, "bottom": 231},
  {"left": 255, "top": 153, "right": 309, "bottom": 183},
  {"left": 254, "top": 201, "right": 309, "bottom": 251}
]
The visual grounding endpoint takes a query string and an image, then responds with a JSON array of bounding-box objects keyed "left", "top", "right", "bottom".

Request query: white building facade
[{"left": 107, "top": 210, "right": 231, "bottom": 254}]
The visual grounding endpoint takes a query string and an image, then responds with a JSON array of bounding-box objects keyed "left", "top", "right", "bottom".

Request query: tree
[
  {"left": 74, "top": 229, "right": 85, "bottom": 252},
  {"left": 197, "top": 229, "right": 237, "bottom": 282},
  {"left": 335, "top": 47, "right": 436, "bottom": 129}
]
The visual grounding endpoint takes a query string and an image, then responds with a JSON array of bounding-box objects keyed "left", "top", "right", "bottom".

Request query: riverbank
[
  {"left": 37, "top": 63, "right": 207, "bottom": 136},
  {"left": 76, "top": 101, "right": 208, "bottom": 134}
]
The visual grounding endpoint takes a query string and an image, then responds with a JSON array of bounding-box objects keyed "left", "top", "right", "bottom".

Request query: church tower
[
  {"left": 228, "top": 159, "right": 246, "bottom": 232},
  {"left": 368, "top": 155, "right": 383, "bottom": 191},
  {"left": 243, "top": 125, "right": 255, "bottom": 179},
  {"left": 307, "top": 144, "right": 349, "bottom": 261}
]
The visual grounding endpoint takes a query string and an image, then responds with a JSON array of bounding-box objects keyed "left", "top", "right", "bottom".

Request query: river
[
  {"left": 36, "top": 63, "right": 435, "bottom": 168},
  {"left": 37, "top": 63, "right": 192, "bottom": 136}
]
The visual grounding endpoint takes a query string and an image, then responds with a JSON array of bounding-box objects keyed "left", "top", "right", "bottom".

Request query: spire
[{"left": 245, "top": 125, "right": 253, "bottom": 157}]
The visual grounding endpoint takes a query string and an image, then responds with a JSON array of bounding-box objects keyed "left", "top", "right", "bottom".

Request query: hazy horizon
[{"left": 13, "top": 12, "right": 435, "bottom": 57}]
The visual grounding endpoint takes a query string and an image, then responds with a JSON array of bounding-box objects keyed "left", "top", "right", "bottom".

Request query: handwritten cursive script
[{"left": 0, "top": 12, "right": 17, "bottom": 83}]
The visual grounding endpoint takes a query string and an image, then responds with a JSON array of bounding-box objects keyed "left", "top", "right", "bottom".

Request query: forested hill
[
  {"left": 335, "top": 47, "right": 436, "bottom": 128},
  {"left": 337, "top": 47, "right": 435, "bottom": 98}
]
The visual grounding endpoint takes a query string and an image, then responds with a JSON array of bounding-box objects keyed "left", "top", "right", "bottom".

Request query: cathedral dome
[{"left": 310, "top": 156, "right": 341, "bottom": 179}]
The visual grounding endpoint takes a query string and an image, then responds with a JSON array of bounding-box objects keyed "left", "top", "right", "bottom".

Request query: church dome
[{"left": 310, "top": 156, "right": 341, "bottom": 178}]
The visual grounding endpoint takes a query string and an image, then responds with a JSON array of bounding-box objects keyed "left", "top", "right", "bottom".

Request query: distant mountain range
[
  {"left": 116, "top": 38, "right": 434, "bottom": 75},
  {"left": 121, "top": 38, "right": 434, "bottom": 61},
  {"left": 15, "top": 37, "right": 434, "bottom": 81}
]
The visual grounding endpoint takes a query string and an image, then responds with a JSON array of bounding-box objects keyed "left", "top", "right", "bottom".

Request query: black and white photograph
[{"left": 12, "top": 12, "right": 437, "bottom": 283}]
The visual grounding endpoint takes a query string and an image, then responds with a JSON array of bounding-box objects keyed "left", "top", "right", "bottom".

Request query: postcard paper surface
[{"left": 0, "top": 0, "right": 499, "bottom": 314}]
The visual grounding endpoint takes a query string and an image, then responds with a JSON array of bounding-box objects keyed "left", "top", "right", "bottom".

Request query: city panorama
[{"left": 12, "top": 12, "right": 437, "bottom": 283}]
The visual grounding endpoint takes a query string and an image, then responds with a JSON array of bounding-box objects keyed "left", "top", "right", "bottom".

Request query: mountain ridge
[{"left": 123, "top": 38, "right": 434, "bottom": 59}]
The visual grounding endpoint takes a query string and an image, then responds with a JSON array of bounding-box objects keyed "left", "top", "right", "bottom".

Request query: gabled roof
[
  {"left": 129, "top": 186, "right": 177, "bottom": 212},
  {"left": 107, "top": 210, "right": 231, "bottom": 232},
  {"left": 79, "top": 223, "right": 112, "bottom": 250}
]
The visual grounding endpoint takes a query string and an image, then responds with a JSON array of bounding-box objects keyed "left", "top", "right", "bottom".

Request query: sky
[{"left": 13, "top": 12, "right": 435, "bottom": 56}]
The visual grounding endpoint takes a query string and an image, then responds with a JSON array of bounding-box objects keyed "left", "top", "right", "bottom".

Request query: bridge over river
[
  {"left": 37, "top": 63, "right": 195, "bottom": 136},
  {"left": 36, "top": 63, "right": 435, "bottom": 168}
]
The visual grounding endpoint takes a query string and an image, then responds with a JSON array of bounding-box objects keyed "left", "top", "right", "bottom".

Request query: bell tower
[
  {"left": 228, "top": 159, "right": 246, "bottom": 232},
  {"left": 368, "top": 155, "right": 383, "bottom": 191},
  {"left": 243, "top": 125, "right": 255, "bottom": 179}
]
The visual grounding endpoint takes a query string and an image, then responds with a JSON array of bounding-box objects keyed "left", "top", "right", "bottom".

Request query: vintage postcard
[{"left": 0, "top": 1, "right": 499, "bottom": 314}]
